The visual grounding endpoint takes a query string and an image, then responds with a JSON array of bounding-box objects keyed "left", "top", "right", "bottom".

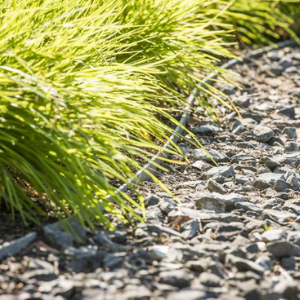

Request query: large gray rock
[{"left": 253, "top": 125, "right": 275, "bottom": 142}]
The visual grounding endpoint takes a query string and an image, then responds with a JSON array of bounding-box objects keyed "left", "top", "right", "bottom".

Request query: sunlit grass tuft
[{"left": 0, "top": 0, "right": 235, "bottom": 227}]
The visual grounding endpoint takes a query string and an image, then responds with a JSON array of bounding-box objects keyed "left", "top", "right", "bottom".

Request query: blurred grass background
[{"left": 0, "top": 0, "right": 299, "bottom": 228}]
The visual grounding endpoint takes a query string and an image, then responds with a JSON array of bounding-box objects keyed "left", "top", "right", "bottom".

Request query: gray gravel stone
[
  {"left": 253, "top": 125, "right": 275, "bottom": 142},
  {"left": 283, "top": 127, "right": 297, "bottom": 139},
  {"left": 273, "top": 179, "right": 293, "bottom": 192},
  {"left": 285, "top": 141, "right": 298, "bottom": 152},
  {"left": 192, "top": 125, "right": 221, "bottom": 134},
  {"left": 43, "top": 218, "right": 86, "bottom": 250},
  {"left": 199, "top": 272, "right": 222, "bottom": 287},
  {"left": 253, "top": 173, "right": 284, "bottom": 190},
  {"left": 233, "top": 125, "right": 248, "bottom": 135},
  {"left": 266, "top": 241, "right": 300, "bottom": 258},
  {"left": 167, "top": 289, "right": 207, "bottom": 300},
  {"left": 262, "top": 157, "right": 281, "bottom": 171},
  {"left": 195, "top": 192, "right": 245, "bottom": 212},
  {"left": 226, "top": 255, "right": 265, "bottom": 275},
  {"left": 181, "top": 220, "right": 199, "bottom": 240},
  {"left": 281, "top": 256, "right": 296, "bottom": 270},
  {"left": 193, "top": 148, "right": 228, "bottom": 163},
  {"left": 0, "top": 232, "right": 37, "bottom": 262},
  {"left": 261, "top": 209, "right": 296, "bottom": 222},
  {"left": 261, "top": 229, "right": 286, "bottom": 243},
  {"left": 274, "top": 279, "right": 299, "bottom": 299},
  {"left": 207, "top": 179, "right": 227, "bottom": 194},
  {"left": 191, "top": 160, "right": 212, "bottom": 171},
  {"left": 280, "top": 57, "right": 294, "bottom": 69},
  {"left": 66, "top": 246, "right": 106, "bottom": 272},
  {"left": 235, "top": 202, "right": 262, "bottom": 213},
  {"left": 206, "top": 165, "right": 235, "bottom": 178},
  {"left": 278, "top": 106, "right": 296, "bottom": 119},
  {"left": 287, "top": 232, "right": 300, "bottom": 246},
  {"left": 158, "top": 269, "right": 193, "bottom": 288},
  {"left": 255, "top": 255, "right": 272, "bottom": 270}
]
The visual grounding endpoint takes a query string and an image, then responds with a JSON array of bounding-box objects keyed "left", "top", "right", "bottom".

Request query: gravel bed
[{"left": 1, "top": 45, "right": 300, "bottom": 300}]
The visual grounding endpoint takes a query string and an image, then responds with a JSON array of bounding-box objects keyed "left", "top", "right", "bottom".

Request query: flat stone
[
  {"left": 167, "top": 289, "right": 207, "bottom": 300},
  {"left": 262, "top": 157, "right": 281, "bottom": 171},
  {"left": 233, "top": 125, "right": 248, "bottom": 135},
  {"left": 266, "top": 241, "right": 300, "bottom": 257},
  {"left": 283, "top": 127, "right": 297, "bottom": 139},
  {"left": 192, "top": 125, "right": 222, "bottom": 134},
  {"left": 93, "top": 233, "right": 122, "bottom": 252},
  {"left": 285, "top": 174, "right": 300, "bottom": 190},
  {"left": 191, "top": 160, "right": 212, "bottom": 171},
  {"left": 235, "top": 202, "right": 262, "bottom": 213},
  {"left": 206, "top": 165, "right": 235, "bottom": 178},
  {"left": 66, "top": 246, "right": 106, "bottom": 272},
  {"left": 288, "top": 232, "right": 300, "bottom": 246},
  {"left": 285, "top": 141, "right": 298, "bottom": 152},
  {"left": 144, "top": 194, "right": 160, "bottom": 207},
  {"left": 158, "top": 269, "right": 193, "bottom": 288},
  {"left": 195, "top": 193, "right": 245, "bottom": 212},
  {"left": 233, "top": 96, "right": 251, "bottom": 108},
  {"left": 273, "top": 179, "right": 293, "bottom": 192},
  {"left": 199, "top": 272, "right": 221, "bottom": 287},
  {"left": 207, "top": 179, "right": 227, "bottom": 194},
  {"left": 193, "top": 148, "right": 228, "bottom": 163},
  {"left": 255, "top": 255, "right": 272, "bottom": 270},
  {"left": 253, "top": 125, "right": 274, "bottom": 143},
  {"left": 226, "top": 255, "right": 265, "bottom": 275},
  {"left": 261, "top": 229, "right": 286, "bottom": 243},
  {"left": 122, "top": 285, "right": 151, "bottom": 299},
  {"left": 43, "top": 217, "right": 86, "bottom": 250},
  {"left": 253, "top": 173, "right": 284, "bottom": 190},
  {"left": 281, "top": 256, "right": 296, "bottom": 270},
  {"left": 261, "top": 209, "right": 296, "bottom": 222},
  {"left": 0, "top": 232, "right": 37, "bottom": 262},
  {"left": 278, "top": 106, "right": 295, "bottom": 119},
  {"left": 103, "top": 253, "right": 124, "bottom": 270},
  {"left": 279, "top": 57, "right": 294, "bottom": 69},
  {"left": 21, "top": 269, "right": 57, "bottom": 281},
  {"left": 181, "top": 220, "right": 199, "bottom": 240},
  {"left": 274, "top": 279, "right": 299, "bottom": 299},
  {"left": 148, "top": 245, "right": 169, "bottom": 260}
]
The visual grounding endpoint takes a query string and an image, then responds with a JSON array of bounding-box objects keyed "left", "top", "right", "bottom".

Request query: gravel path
[{"left": 1, "top": 45, "right": 300, "bottom": 300}]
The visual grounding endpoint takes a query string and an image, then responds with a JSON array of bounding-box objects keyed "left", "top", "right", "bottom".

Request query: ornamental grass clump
[
  {"left": 205, "top": 0, "right": 300, "bottom": 45},
  {"left": 0, "top": 0, "right": 234, "bottom": 227},
  {"left": 1, "top": 0, "right": 299, "bottom": 228}
]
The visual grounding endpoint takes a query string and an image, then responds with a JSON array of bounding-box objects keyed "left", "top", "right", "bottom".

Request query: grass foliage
[{"left": 0, "top": 0, "right": 299, "bottom": 227}]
